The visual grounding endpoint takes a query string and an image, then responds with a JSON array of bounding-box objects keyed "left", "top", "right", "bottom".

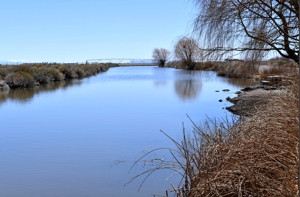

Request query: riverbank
[
  {"left": 136, "top": 66, "right": 299, "bottom": 196},
  {"left": 225, "top": 86, "right": 288, "bottom": 116},
  {"left": 0, "top": 63, "right": 119, "bottom": 89},
  {"left": 176, "top": 74, "right": 299, "bottom": 196},
  {"left": 166, "top": 59, "right": 298, "bottom": 81}
]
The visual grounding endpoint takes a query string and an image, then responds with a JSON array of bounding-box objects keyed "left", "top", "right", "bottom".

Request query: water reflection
[
  {"left": 0, "top": 80, "right": 82, "bottom": 104},
  {"left": 152, "top": 67, "right": 168, "bottom": 87},
  {"left": 173, "top": 70, "right": 204, "bottom": 101},
  {"left": 174, "top": 79, "right": 203, "bottom": 101},
  {"left": 153, "top": 81, "right": 167, "bottom": 87},
  {"left": 172, "top": 70, "right": 256, "bottom": 100}
]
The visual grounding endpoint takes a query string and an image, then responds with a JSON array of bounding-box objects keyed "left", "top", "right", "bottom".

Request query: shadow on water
[{"left": 0, "top": 79, "right": 83, "bottom": 104}]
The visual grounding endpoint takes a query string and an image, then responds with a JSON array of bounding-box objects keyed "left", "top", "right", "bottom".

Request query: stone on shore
[
  {"left": 0, "top": 80, "right": 9, "bottom": 90},
  {"left": 226, "top": 88, "right": 283, "bottom": 116}
]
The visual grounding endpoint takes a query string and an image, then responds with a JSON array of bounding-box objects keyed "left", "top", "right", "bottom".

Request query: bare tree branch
[
  {"left": 174, "top": 37, "right": 202, "bottom": 70},
  {"left": 152, "top": 48, "right": 171, "bottom": 67},
  {"left": 192, "top": 0, "right": 299, "bottom": 63}
]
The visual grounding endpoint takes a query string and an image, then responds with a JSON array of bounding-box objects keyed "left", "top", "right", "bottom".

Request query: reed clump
[
  {"left": 260, "top": 65, "right": 298, "bottom": 79},
  {"left": 267, "top": 57, "right": 298, "bottom": 67},
  {"left": 217, "top": 61, "right": 259, "bottom": 79},
  {"left": 194, "top": 62, "right": 220, "bottom": 71}
]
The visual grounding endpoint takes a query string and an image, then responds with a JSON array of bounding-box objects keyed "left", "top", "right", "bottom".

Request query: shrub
[
  {"left": 75, "top": 67, "right": 85, "bottom": 78},
  {"left": 49, "top": 68, "right": 64, "bottom": 81},
  {"left": 5, "top": 71, "right": 35, "bottom": 88},
  {"left": 0, "top": 67, "right": 9, "bottom": 79},
  {"left": 32, "top": 67, "right": 64, "bottom": 83},
  {"left": 14, "top": 65, "right": 31, "bottom": 73},
  {"left": 32, "top": 67, "right": 51, "bottom": 84},
  {"left": 2, "top": 63, "right": 113, "bottom": 87},
  {"left": 58, "top": 65, "right": 78, "bottom": 79}
]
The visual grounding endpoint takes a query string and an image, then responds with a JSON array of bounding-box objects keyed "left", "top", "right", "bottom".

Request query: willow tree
[
  {"left": 174, "top": 37, "right": 201, "bottom": 70},
  {"left": 152, "top": 48, "right": 171, "bottom": 67},
  {"left": 192, "top": 0, "right": 299, "bottom": 63}
]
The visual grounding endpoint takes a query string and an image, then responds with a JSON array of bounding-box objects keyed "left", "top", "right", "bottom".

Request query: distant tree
[
  {"left": 152, "top": 48, "right": 170, "bottom": 67},
  {"left": 192, "top": 0, "right": 299, "bottom": 63},
  {"left": 174, "top": 37, "right": 201, "bottom": 70}
]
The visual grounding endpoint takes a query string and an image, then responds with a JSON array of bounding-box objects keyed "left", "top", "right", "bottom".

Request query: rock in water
[{"left": 0, "top": 80, "right": 9, "bottom": 90}]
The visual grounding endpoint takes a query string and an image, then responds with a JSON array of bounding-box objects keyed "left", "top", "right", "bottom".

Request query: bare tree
[
  {"left": 192, "top": 0, "right": 299, "bottom": 63},
  {"left": 152, "top": 48, "right": 170, "bottom": 67},
  {"left": 174, "top": 37, "right": 201, "bottom": 70}
]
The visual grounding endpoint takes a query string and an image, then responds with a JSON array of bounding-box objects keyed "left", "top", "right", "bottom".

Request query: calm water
[{"left": 0, "top": 66, "right": 254, "bottom": 197}]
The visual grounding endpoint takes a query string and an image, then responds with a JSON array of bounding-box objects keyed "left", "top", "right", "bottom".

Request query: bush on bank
[
  {"left": 0, "top": 63, "right": 117, "bottom": 88},
  {"left": 5, "top": 71, "right": 35, "bottom": 88}
]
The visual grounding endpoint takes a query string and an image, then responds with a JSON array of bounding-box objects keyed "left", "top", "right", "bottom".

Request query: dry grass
[
  {"left": 194, "top": 62, "right": 220, "bottom": 71},
  {"left": 217, "top": 61, "right": 259, "bottom": 79},
  {"left": 260, "top": 66, "right": 298, "bottom": 78},
  {"left": 185, "top": 77, "right": 298, "bottom": 196},
  {"left": 267, "top": 57, "right": 298, "bottom": 67},
  {"left": 183, "top": 83, "right": 298, "bottom": 196},
  {"left": 131, "top": 71, "right": 299, "bottom": 196}
]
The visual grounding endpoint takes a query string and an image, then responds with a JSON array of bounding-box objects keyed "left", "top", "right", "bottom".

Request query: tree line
[
  {"left": 152, "top": 0, "right": 299, "bottom": 70},
  {"left": 152, "top": 37, "right": 201, "bottom": 70}
]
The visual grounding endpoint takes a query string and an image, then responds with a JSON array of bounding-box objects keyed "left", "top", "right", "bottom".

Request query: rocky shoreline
[{"left": 225, "top": 85, "right": 286, "bottom": 116}]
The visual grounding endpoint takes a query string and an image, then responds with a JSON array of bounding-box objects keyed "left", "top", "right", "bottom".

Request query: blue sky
[{"left": 0, "top": 0, "right": 196, "bottom": 63}]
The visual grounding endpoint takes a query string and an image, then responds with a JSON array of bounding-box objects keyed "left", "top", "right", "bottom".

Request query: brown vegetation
[
  {"left": 193, "top": 62, "right": 219, "bottom": 71},
  {"left": 5, "top": 71, "right": 35, "bottom": 88},
  {"left": 178, "top": 78, "right": 299, "bottom": 197},
  {"left": 0, "top": 63, "right": 117, "bottom": 88}
]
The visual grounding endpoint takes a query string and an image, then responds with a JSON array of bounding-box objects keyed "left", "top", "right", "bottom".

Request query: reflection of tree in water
[
  {"left": 153, "top": 81, "right": 167, "bottom": 87},
  {"left": 0, "top": 89, "right": 9, "bottom": 105},
  {"left": 0, "top": 80, "right": 82, "bottom": 105},
  {"left": 6, "top": 88, "right": 36, "bottom": 103},
  {"left": 175, "top": 79, "right": 203, "bottom": 101}
]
